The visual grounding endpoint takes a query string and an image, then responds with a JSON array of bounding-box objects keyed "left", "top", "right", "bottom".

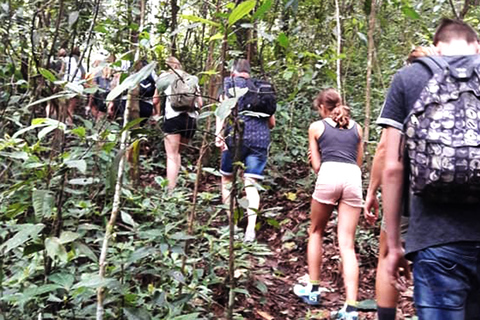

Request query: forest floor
[{"left": 196, "top": 162, "right": 416, "bottom": 320}]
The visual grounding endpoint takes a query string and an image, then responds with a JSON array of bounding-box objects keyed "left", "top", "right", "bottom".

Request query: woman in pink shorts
[{"left": 294, "top": 88, "right": 363, "bottom": 320}]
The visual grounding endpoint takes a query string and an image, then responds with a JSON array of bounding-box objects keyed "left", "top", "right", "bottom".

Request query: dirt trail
[{"left": 232, "top": 170, "right": 416, "bottom": 320}]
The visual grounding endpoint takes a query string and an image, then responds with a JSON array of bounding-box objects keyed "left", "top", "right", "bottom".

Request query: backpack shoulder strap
[{"left": 413, "top": 56, "right": 448, "bottom": 75}]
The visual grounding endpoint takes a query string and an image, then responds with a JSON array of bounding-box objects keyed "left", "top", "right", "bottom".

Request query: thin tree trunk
[
  {"left": 96, "top": 90, "right": 134, "bottom": 320},
  {"left": 460, "top": 0, "right": 472, "bottom": 19},
  {"left": 96, "top": 0, "right": 140, "bottom": 314},
  {"left": 364, "top": 0, "right": 377, "bottom": 169},
  {"left": 335, "top": 0, "right": 342, "bottom": 93},
  {"left": 170, "top": 0, "right": 179, "bottom": 56},
  {"left": 46, "top": 0, "right": 64, "bottom": 70}
]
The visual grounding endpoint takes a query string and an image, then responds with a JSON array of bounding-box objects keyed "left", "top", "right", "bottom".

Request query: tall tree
[{"left": 364, "top": 0, "right": 377, "bottom": 160}]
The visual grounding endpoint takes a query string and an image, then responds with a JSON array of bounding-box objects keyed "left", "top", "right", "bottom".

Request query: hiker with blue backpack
[
  {"left": 153, "top": 56, "right": 202, "bottom": 191},
  {"left": 380, "top": 18, "right": 480, "bottom": 319},
  {"left": 215, "top": 59, "right": 276, "bottom": 242},
  {"left": 293, "top": 88, "right": 363, "bottom": 320}
]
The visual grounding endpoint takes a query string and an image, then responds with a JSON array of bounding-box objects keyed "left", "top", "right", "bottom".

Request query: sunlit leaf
[
  {"left": 214, "top": 87, "right": 248, "bottom": 120},
  {"left": 59, "top": 231, "right": 80, "bottom": 244},
  {"left": 107, "top": 62, "right": 157, "bottom": 101},
  {"left": 68, "top": 177, "right": 94, "bottom": 185},
  {"left": 68, "top": 11, "right": 79, "bottom": 26},
  {"left": 228, "top": 0, "right": 256, "bottom": 26},
  {"left": 278, "top": 33, "right": 289, "bottom": 48},
  {"left": 209, "top": 33, "right": 223, "bottom": 41},
  {"left": 402, "top": 6, "right": 420, "bottom": 20},
  {"left": 121, "top": 211, "right": 137, "bottom": 227},
  {"left": 65, "top": 160, "right": 87, "bottom": 174},
  {"left": 72, "top": 275, "right": 118, "bottom": 289},
  {"left": 0, "top": 224, "right": 45, "bottom": 253},
  {"left": 181, "top": 15, "right": 220, "bottom": 27},
  {"left": 45, "top": 237, "right": 68, "bottom": 263},
  {"left": 32, "top": 190, "right": 54, "bottom": 218},
  {"left": 155, "top": 73, "right": 175, "bottom": 92},
  {"left": 39, "top": 68, "right": 57, "bottom": 82}
]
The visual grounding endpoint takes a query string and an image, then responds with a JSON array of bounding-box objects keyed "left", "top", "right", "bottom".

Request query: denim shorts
[
  {"left": 220, "top": 145, "right": 268, "bottom": 180},
  {"left": 412, "top": 242, "right": 480, "bottom": 319}
]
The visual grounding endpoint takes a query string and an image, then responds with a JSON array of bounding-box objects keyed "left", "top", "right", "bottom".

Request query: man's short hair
[
  {"left": 233, "top": 59, "right": 251, "bottom": 74},
  {"left": 433, "top": 18, "right": 479, "bottom": 45}
]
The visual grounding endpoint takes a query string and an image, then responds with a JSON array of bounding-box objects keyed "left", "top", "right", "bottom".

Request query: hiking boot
[
  {"left": 293, "top": 283, "right": 321, "bottom": 306},
  {"left": 332, "top": 304, "right": 358, "bottom": 320}
]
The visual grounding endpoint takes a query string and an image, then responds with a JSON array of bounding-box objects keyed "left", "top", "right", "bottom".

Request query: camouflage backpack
[{"left": 404, "top": 56, "right": 480, "bottom": 203}]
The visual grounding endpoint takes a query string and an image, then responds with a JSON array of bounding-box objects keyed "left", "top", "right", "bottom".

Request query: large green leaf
[
  {"left": 123, "top": 308, "right": 151, "bottom": 320},
  {"left": 64, "top": 160, "right": 87, "bottom": 174},
  {"left": 72, "top": 275, "right": 119, "bottom": 290},
  {"left": 228, "top": 0, "right": 256, "bottom": 26},
  {"left": 402, "top": 6, "right": 420, "bottom": 20},
  {"left": 39, "top": 68, "right": 57, "bottom": 82},
  {"left": 0, "top": 224, "right": 45, "bottom": 253},
  {"left": 253, "top": 0, "right": 273, "bottom": 20},
  {"left": 214, "top": 87, "right": 248, "bottom": 120},
  {"left": 106, "top": 62, "right": 157, "bottom": 102},
  {"left": 278, "top": 32, "right": 289, "bottom": 48},
  {"left": 59, "top": 231, "right": 80, "bottom": 244},
  {"left": 155, "top": 73, "right": 176, "bottom": 92},
  {"left": 27, "top": 91, "right": 77, "bottom": 108},
  {"left": 32, "top": 189, "right": 55, "bottom": 218},
  {"left": 45, "top": 237, "right": 68, "bottom": 263},
  {"left": 49, "top": 273, "right": 75, "bottom": 290}
]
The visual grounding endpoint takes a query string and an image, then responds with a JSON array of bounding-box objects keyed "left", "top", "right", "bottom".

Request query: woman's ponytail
[{"left": 330, "top": 105, "right": 351, "bottom": 129}]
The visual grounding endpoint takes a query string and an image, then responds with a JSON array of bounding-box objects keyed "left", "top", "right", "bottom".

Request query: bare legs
[
  {"left": 308, "top": 200, "right": 334, "bottom": 282},
  {"left": 308, "top": 199, "right": 360, "bottom": 302},
  {"left": 164, "top": 133, "right": 189, "bottom": 191},
  {"left": 337, "top": 202, "right": 361, "bottom": 302},
  {"left": 376, "top": 229, "right": 399, "bottom": 307}
]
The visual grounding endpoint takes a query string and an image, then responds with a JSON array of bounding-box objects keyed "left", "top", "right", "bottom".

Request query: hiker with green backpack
[
  {"left": 153, "top": 56, "right": 202, "bottom": 191},
  {"left": 381, "top": 19, "right": 480, "bottom": 319}
]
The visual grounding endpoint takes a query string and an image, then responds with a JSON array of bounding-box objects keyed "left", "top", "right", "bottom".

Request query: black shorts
[{"left": 163, "top": 113, "right": 197, "bottom": 139}]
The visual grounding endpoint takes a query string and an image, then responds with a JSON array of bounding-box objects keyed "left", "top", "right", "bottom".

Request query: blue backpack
[
  {"left": 404, "top": 56, "right": 480, "bottom": 203},
  {"left": 224, "top": 77, "right": 276, "bottom": 116}
]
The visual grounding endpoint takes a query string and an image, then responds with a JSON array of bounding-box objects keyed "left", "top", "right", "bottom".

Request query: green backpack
[{"left": 170, "top": 72, "right": 198, "bottom": 113}]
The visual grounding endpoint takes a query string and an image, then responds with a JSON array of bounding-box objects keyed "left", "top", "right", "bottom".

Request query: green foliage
[{"left": 2, "top": 0, "right": 479, "bottom": 318}]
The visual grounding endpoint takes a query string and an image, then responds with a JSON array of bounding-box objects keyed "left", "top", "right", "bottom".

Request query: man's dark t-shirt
[{"left": 377, "top": 55, "right": 480, "bottom": 258}]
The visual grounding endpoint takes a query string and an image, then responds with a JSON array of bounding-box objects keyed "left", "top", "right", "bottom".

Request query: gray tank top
[{"left": 317, "top": 120, "right": 360, "bottom": 165}]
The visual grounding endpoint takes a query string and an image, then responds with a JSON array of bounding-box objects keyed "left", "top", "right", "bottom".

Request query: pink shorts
[{"left": 312, "top": 162, "right": 363, "bottom": 208}]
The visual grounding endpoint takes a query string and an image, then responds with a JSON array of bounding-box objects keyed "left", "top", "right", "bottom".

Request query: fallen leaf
[{"left": 256, "top": 310, "right": 274, "bottom": 320}]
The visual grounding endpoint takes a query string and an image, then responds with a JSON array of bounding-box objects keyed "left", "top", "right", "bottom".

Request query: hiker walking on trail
[
  {"left": 153, "top": 56, "right": 202, "bottom": 191},
  {"left": 215, "top": 58, "right": 276, "bottom": 243},
  {"left": 293, "top": 88, "right": 363, "bottom": 320},
  {"left": 380, "top": 19, "right": 480, "bottom": 319},
  {"left": 61, "top": 47, "right": 86, "bottom": 125},
  {"left": 364, "top": 46, "right": 436, "bottom": 320}
]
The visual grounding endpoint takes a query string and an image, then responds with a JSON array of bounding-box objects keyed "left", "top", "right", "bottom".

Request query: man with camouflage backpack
[
  {"left": 380, "top": 18, "right": 480, "bottom": 319},
  {"left": 215, "top": 59, "right": 276, "bottom": 242}
]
